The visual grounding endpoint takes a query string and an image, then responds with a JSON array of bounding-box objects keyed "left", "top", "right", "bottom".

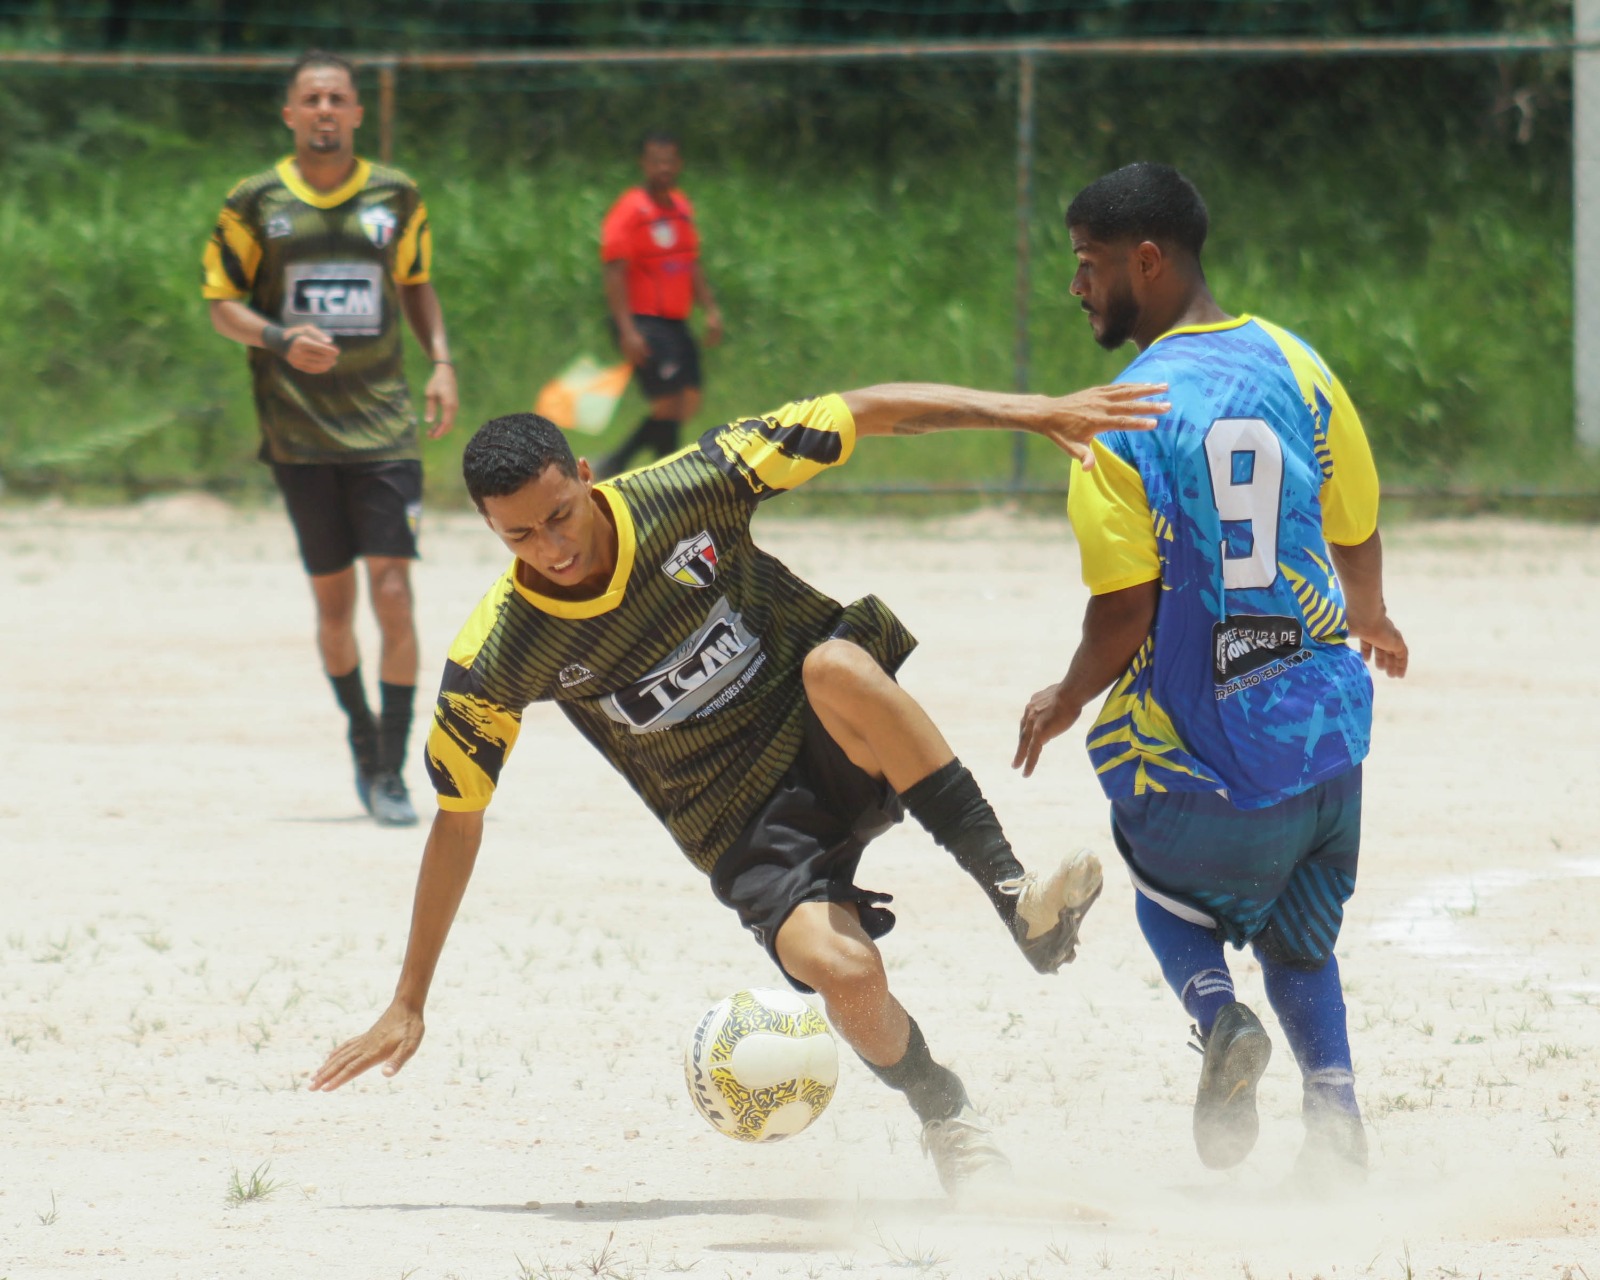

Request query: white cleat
[
  {"left": 921, "top": 1105, "right": 1013, "bottom": 1197},
  {"left": 999, "top": 848, "right": 1104, "bottom": 973}
]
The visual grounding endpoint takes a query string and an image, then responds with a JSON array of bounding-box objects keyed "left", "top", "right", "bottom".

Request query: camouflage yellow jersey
[
  {"left": 425, "top": 395, "right": 916, "bottom": 873},
  {"left": 201, "top": 157, "right": 432, "bottom": 464}
]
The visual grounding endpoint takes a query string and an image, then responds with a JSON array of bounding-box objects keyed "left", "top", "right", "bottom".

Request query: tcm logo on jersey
[
  {"left": 359, "top": 205, "right": 397, "bottom": 249},
  {"left": 603, "top": 599, "right": 760, "bottom": 732},
  {"left": 662, "top": 531, "right": 718, "bottom": 588},
  {"left": 1212, "top": 614, "right": 1304, "bottom": 685},
  {"left": 293, "top": 277, "right": 378, "bottom": 319}
]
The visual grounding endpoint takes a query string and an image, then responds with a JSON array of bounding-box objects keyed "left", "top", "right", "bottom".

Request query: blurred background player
[
  {"left": 1013, "top": 162, "right": 1408, "bottom": 1185},
  {"left": 202, "top": 50, "right": 459, "bottom": 827},
  {"left": 310, "top": 378, "right": 1169, "bottom": 1195},
  {"left": 598, "top": 130, "right": 723, "bottom": 476}
]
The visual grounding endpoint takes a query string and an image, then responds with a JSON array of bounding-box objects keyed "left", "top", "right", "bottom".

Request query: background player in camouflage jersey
[
  {"left": 1014, "top": 163, "right": 1407, "bottom": 1186},
  {"left": 202, "top": 50, "right": 459, "bottom": 827},
  {"left": 311, "top": 379, "right": 1167, "bottom": 1195}
]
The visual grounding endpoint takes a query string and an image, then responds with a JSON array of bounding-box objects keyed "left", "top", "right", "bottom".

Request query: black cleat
[
  {"left": 369, "top": 771, "right": 419, "bottom": 827},
  {"left": 1192, "top": 1001, "right": 1273, "bottom": 1169},
  {"left": 349, "top": 726, "right": 380, "bottom": 815}
]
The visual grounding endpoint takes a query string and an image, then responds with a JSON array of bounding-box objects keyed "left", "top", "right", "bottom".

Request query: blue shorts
[{"left": 1110, "top": 765, "right": 1362, "bottom": 969}]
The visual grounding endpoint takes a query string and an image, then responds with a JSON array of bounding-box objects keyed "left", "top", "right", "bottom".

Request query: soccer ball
[{"left": 684, "top": 988, "right": 839, "bottom": 1142}]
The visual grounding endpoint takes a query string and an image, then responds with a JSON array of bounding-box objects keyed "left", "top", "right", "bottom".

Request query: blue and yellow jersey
[
  {"left": 424, "top": 395, "right": 917, "bottom": 872},
  {"left": 1067, "top": 316, "right": 1379, "bottom": 809}
]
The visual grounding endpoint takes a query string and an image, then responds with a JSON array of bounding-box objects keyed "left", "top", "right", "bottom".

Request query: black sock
[
  {"left": 863, "top": 1018, "right": 968, "bottom": 1125},
  {"left": 639, "top": 416, "right": 681, "bottom": 460},
  {"left": 900, "top": 759, "right": 1025, "bottom": 926},
  {"left": 329, "top": 667, "right": 378, "bottom": 773},
  {"left": 605, "top": 416, "right": 680, "bottom": 474},
  {"left": 378, "top": 681, "right": 415, "bottom": 776}
]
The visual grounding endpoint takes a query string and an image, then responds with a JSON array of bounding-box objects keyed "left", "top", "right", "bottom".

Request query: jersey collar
[
  {"left": 509, "top": 484, "right": 638, "bottom": 620},
  {"left": 1148, "top": 313, "right": 1253, "bottom": 349},
  {"left": 276, "top": 156, "right": 372, "bottom": 209}
]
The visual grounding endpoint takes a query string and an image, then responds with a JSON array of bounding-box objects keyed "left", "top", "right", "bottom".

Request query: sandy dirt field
[{"left": 2, "top": 499, "right": 1598, "bottom": 1280}]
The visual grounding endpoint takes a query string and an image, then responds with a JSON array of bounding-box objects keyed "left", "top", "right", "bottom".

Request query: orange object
[{"left": 535, "top": 356, "right": 633, "bottom": 434}]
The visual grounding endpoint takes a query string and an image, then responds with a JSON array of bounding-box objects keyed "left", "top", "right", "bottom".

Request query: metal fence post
[
  {"left": 1012, "top": 49, "right": 1036, "bottom": 492},
  {"left": 1578, "top": 2, "right": 1600, "bottom": 451}
]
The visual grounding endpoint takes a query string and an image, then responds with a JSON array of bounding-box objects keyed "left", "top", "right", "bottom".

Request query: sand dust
[{"left": 2, "top": 503, "right": 1597, "bottom": 1278}]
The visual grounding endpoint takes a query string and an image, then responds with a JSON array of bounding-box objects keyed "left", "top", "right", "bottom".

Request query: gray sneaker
[
  {"left": 1192, "top": 1001, "right": 1273, "bottom": 1169},
  {"left": 369, "top": 771, "right": 419, "bottom": 827},
  {"left": 999, "top": 849, "right": 1104, "bottom": 973},
  {"left": 920, "top": 1105, "right": 1012, "bottom": 1196},
  {"left": 1291, "top": 1094, "right": 1368, "bottom": 1190}
]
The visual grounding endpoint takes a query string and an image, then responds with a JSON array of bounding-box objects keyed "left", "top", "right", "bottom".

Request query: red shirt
[{"left": 600, "top": 187, "right": 700, "bottom": 320}]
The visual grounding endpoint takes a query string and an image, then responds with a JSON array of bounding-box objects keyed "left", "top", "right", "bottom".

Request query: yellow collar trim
[
  {"left": 510, "top": 484, "right": 638, "bottom": 620},
  {"left": 1149, "top": 313, "right": 1252, "bottom": 348},
  {"left": 276, "top": 156, "right": 371, "bottom": 209}
]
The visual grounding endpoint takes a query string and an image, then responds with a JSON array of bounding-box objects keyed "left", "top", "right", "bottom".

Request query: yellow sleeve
[
  {"left": 424, "top": 578, "right": 523, "bottom": 811},
  {"left": 201, "top": 205, "right": 261, "bottom": 301},
  {"left": 701, "top": 393, "right": 856, "bottom": 500},
  {"left": 1067, "top": 438, "right": 1161, "bottom": 595},
  {"left": 1319, "top": 375, "right": 1380, "bottom": 546},
  {"left": 394, "top": 201, "right": 432, "bottom": 285}
]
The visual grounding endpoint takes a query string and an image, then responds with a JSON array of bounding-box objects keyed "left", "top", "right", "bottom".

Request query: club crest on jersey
[
  {"left": 558, "top": 663, "right": 596, "bottom": 689},
  {"left": 266, "top": 213, "right": 293, "bottom": 239},
  {"left": 662, "top": 531, "right": 718, "bottom": 588},
  {"left": 360, "top": 204, "right": 398, "bottom": 248}
]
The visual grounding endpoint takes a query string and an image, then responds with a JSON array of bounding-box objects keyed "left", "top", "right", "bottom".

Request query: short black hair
[
  {"left": 1066, "top": 162, "right": 1209, "bottom": 259},
  {"left": 640, "top": 130, "right": 680, "bottom": 153},
  {"left": 463, "top": 414, "right": 577, "bottom": 509},
  {"left": 286, "top": 50, "right": 358, "bottom": 99}
]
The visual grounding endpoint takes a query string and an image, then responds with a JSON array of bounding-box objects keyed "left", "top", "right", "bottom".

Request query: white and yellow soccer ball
[{"left": 684, "top": 988, "right": 839, "bottom": 1142}]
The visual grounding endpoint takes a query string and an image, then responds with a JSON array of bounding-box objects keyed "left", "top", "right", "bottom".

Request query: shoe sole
[{"left": 1194, "top": 1024, "right": 1272, "bottom": 1170}]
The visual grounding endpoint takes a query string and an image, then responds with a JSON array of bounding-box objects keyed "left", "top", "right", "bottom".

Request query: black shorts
[
  {"left": 616, "top": 314, "right": 702, "bottom": 398},
  {"left": 709, "top": 702, "right": 904, "bottom": 993},
  {"left": 270, "top": 459, "right": 423, "bottom": 577}
]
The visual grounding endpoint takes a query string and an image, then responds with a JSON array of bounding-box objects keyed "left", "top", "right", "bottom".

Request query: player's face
[
  {"left": 641, "top": 143, "right": 682, "bottom": 195},
  {"left": 480, "top": 460, "right": 615, "bottom": 595},
  {"left": 282, "top": 67, "right": 363, "bottom": 157},
  {"left": 1069, "top": 230, "right": 1141, "bottom": 351}
]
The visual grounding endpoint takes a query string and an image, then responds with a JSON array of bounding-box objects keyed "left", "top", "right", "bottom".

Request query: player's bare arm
[
  {"left": 843, "top": 381, "right": 1168, "bottom": 467},
  {"left": 309, "top": 807, "right": 485, "bottom": 1091},
  {"left": 603, "top": 260, "right": 651, "bottom": 365},
  {"left": 1013, "top": 579, "right": 1160, "bottom": 778},
  {"left": 690, "top": 261, "right": 723, "bottom": 346},
  {"left": 208, "top": 298, "right": 339, "bottom": 373},
  {"left": 398, "top": 281, "right": 458, "bottom": 438},
  {"left": 1329, "top": 529, "right": 1408, "bottom": 679}
]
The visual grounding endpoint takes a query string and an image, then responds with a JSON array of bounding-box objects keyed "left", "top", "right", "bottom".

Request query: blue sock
[
  {"left": 1258, "top": 949, "right": 1359, "bottom": 1116},
  {"left": 1135, "top": 893, "right": 1236, "bottom": 1037}
]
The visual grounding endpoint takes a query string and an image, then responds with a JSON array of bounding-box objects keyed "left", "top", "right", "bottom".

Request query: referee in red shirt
[{"left": 599, "top": 132, "right": 724, "bottom": 475}]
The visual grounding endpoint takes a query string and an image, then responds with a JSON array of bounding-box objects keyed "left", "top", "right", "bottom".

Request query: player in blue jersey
[{"left": 1012, "top": 163, "right": 1407, "bottom": 1185}]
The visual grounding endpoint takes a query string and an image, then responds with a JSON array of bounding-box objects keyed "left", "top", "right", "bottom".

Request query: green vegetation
[{"left": 0, "top": 54, "right": 1589, "bottom": 503}]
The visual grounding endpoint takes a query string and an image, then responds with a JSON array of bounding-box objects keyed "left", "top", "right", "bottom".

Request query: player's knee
[
  {"left": 801, "top": 639, "right": 879, "bottom": 703},
  {"left": 786, "top": 932, "right": 887, "bottom": 1007},
  {"left": 369, "top": 566, "right": 414, "bottom": 622}
]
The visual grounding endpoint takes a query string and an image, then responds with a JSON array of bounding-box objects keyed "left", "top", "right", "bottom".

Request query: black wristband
[{"left": 261, "top": 324, "right": 293, "bottom": 357}]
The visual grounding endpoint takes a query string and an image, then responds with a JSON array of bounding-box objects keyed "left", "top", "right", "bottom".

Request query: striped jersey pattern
[
  {"left": 202, "top": 157, "right": 431, "bottom": 464},
  {"left": 425, "top": 395, "right": 917, "bottom": 873}
]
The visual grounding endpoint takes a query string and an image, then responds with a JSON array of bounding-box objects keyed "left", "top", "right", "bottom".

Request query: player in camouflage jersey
[
  {"left": 312, "top": 380, "right": 1167, "bottom": 1195},
  {"left": 203, "top": 50, "right": 459, "bottom": 828}
]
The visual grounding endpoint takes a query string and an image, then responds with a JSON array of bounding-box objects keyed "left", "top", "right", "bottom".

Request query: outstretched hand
[
  {"left": 309, "top": 1001, "right": 425, "bottom": 1092},
  {"left": 1013, "top": 681, "right": 1083, "bottom": 778},
  {"left": 1038, "top": 382, "right": 1168, "bottom": 468}
]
